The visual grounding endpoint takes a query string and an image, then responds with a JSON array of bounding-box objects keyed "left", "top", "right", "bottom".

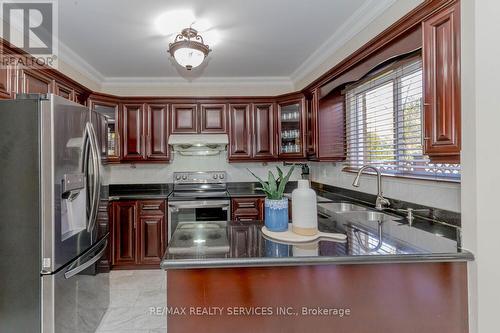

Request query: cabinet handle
[
  {"left": 238, "top": 203, "right": 256, "bottom": 208},
  {"left": 142, "top": 205, "right": 160, "bottom": 210}
]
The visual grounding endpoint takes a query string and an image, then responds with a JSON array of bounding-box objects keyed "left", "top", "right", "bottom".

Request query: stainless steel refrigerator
[{"left": 0, "top": 94, "right": 109, "bottom": 333}]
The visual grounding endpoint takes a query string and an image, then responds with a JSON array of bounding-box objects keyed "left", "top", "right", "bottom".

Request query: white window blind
[{"left": 345, "top": 56, "right": 460, "bottom": 181}]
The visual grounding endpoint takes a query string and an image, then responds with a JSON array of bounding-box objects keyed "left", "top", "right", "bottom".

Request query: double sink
[{"left": 318, "top": 202, "right": 400, "bottom": 224}]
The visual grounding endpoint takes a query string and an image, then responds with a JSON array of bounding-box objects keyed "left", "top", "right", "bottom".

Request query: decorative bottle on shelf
[{"left": 291, "top": 180, "right": 318, "bottom": 236}]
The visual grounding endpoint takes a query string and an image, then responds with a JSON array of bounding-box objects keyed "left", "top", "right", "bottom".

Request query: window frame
[{"left": 342, "top": 55, "right": 461, "bottom": 183}]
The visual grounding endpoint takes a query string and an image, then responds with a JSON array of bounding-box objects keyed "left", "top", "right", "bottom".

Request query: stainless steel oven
[
  {"left": 168, "top": 171, "right": 230, "bottom": 242},
  {"left": 168, "top": 199, "right": 230, "bottom": 241}
]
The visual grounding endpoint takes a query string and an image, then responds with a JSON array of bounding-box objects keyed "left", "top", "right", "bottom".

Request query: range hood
[{"left": 168, "top": 134, "right": 228, "bottom": 156}]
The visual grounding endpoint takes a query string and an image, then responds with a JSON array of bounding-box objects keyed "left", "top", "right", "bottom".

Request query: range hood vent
[{"left": 168, "top": 134, "right": 228, "bottom": 156}]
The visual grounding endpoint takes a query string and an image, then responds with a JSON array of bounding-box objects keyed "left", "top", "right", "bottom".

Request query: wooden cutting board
[{"left": 262, "top": 223, "right": 347, "bottom": 243}]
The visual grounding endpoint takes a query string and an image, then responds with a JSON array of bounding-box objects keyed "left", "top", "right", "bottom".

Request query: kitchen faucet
[{"left": 352, "top": 165, "right": 390, "bottom": 211}]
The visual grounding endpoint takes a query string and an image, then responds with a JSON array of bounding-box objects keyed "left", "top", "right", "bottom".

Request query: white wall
[
  {"left": 461, "top": 1, "right": 500, "bottom": 332},
  {"left": 309, "top": 162, "right": 461, "bottom": 212},
  {"left": 104, "top": 152, "right": 302, "bottom": 185}
]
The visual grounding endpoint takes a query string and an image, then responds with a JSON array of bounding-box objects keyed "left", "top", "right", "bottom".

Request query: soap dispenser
[{"left": 291, "top": 180, "right": 318, "bottom": 235}]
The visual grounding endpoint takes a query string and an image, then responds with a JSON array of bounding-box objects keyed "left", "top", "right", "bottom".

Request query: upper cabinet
[
  {"left": 171, "top": 102, "right": 228, "bottom": 134},
  {"left": 422, "top": 2, "right": 461, "bottom": 163},
  {"left": 278, "top": 96, "right": 306, "bottom": 159},
  {"left": 317, "top": 89, "right": 345, "bottom": 161},
  {"left": 228, "top": 104, "right": 253, "bottom": 160},
  {"left": 122, "top": 103, "right": 145, "bottom": 161},
  {"left": 171, "top": 103, "right": 198, "bottom": 133},
  {"left": 228, "top": 102, "right": 278, "bottom": 162},
  {"left": 200, "top": 103, "right": 227, "bottom": 133},
  {"left": 145, "top": 104, "right": 170, "bottom": 161},
  {"left": 20, "top": 69, "right": 53, "bottom": 94},
  {"left": 90, "top": 96, "right": 121, "bottom": 163},
  {"left": 121, "top": 102, "right": 170, "bottom": 162},
  {"left": 252, "top": 103, "right": 277, "bottom": 160},
  {"left": 0, "top": 67, "right": 14, "bottom": 99}
]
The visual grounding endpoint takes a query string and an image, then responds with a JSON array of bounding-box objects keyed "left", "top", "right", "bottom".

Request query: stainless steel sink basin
[
  {"left": 319, "top": 202, "right": 368, "bottom": 213},
  {"left": 339, "top": 211, "right": 397, "bottom": 223}
]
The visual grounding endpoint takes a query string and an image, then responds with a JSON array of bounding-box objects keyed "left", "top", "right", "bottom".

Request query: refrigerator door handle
[
  {"left": 85, "top": 122, "right": 101, "bottom": 233},
  {"left": 64, "top": 238, "right": 107, "bottom": 279}
]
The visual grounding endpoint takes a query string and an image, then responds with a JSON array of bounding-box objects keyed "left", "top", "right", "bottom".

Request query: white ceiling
[{"left": 57, "top": 0, "right": 395, "bottom": 86}]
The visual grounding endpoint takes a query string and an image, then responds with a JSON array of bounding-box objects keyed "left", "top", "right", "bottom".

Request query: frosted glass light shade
[{"left": 173, "top": 47, "right": 205, "bottom": 69}]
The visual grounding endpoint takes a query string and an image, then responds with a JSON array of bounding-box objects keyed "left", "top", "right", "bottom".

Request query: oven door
[{"left": 167, "top": 200, "right": 230, "bottom": 241}]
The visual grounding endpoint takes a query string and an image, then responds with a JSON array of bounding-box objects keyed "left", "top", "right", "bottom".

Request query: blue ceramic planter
[{"left": 264, "top": 198, "right": 289, "bottom": 232}]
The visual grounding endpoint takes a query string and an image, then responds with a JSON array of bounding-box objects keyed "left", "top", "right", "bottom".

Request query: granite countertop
[
  {"left": 161, "top": 206, "right": 473, "bottom": 270},
  {"left": 108, "top": 183, "right": 173, "bottom": 200}
]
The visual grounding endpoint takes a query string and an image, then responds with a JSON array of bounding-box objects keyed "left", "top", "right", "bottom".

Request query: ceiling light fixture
[{"left": 168, "top": 27, "right": 211, "bottom": 70}]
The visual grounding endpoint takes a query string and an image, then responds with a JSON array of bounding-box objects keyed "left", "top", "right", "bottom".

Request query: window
[{"left": 345, "top": 56, "right": 460, "bottom": 181}]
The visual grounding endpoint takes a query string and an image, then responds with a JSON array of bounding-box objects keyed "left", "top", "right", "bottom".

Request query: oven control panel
[{"left": 173, "top": 171, "right": 227, "bottom": 184}]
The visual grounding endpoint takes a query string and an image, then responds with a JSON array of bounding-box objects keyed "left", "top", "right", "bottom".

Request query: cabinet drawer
[
  {"left": 138, "top": 200, "right": 165, "bottom": 216},
  {"left": 231, "top": 197, "right": 264, "bottom": 221}
]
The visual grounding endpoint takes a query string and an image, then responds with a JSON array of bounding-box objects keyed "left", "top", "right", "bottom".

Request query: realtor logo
[{"left": 0, "top": 0, "right": 58, "bottom": 68}]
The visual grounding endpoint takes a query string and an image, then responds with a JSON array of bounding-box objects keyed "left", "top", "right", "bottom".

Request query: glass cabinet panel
[
  {"left": 92, "top": 100, "right": 120, "bottom": 162},
  {"left": 278, "top": 100, "right": 304, "bottom": 157}
]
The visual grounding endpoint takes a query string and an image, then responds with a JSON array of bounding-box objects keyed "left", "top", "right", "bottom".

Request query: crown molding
[
  {"left": 57, "top": 40, "right": 105, "bottom": 84},
  {"left": 100, "top": 76, "right": 294, "bottom": 96},
  {"left": 289, "top": 0, "right": 397, "bottom": 87}
]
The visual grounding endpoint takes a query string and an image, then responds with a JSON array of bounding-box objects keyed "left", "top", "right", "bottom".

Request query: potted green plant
[{"left": 248, "top": 166, "right": 294, "bottom": 232}]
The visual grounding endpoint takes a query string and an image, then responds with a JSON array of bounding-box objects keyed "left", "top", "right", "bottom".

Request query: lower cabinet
[
  {"left": 231, "top": 196, "right": 292, "bottom": 222},
  {"left": 111, "top": 200, "right": 167, "bottom": 269},
  {"left": 231, "top": 197, "right": 264, "bottom": 222},
  {"left": 229, "top": 224, "right": 260, "bottom": 258}
]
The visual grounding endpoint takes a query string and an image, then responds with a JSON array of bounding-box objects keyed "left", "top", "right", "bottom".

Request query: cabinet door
[
  {"left": 138, "top": 215, "right": 165, "bottom": 265},
  {"left": 122, "top": 103, "right": 145, "bottom": 161},
  {"left": 146, "top": 104, "right": 169, "bottom": 161},
  {"left": 253, "top": 103, "right": 277, "bottom": 160},
  {"left": 231, "top": 197, "right": 263, "bottom": 222},
  {"left": 278, "top": 97, "right": 306, "bottom": 159},
  {"left": 90, "top": 98, "right": 120, "bottom": 162},
  {"left": 422, "top": 3, "right": 461, "bottom": 163},
  {"left": 318, "top": 89, "right": 346, "bottom": 161},
  {"left": 228, "top": 104, "right": 252, "bottom": 160},
  {"left": 112, "top": 201, "right": 137, "bottom": 266},
  {"left": 306, "top": 90, "right": 319, "bottom": 160},
  {"left": 55, "top": 82, "right": 73, "bottom": 100},
  {"left": 229, "top": 225, "right": 255, "bottom": 258},
  {"left": 0, "top": 67, "right": 14, "bottom": 99},
  {"left": 171, "top": 104, "right": 198, "bottom": 133},
  {"left": 20, "top": 69, "right": 53, "bottom": 94},
  {"left": 200, "top": 103, "right": 227, "bottom": 133}
]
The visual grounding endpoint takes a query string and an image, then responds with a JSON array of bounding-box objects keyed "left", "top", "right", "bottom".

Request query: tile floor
[{"left": 96, "top": 270, "right": 167, "bottom": 333}]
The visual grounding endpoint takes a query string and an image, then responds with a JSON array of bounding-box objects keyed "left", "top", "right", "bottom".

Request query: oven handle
[{"left": 168, "top": 201, "right": 230, "bottom": 210}]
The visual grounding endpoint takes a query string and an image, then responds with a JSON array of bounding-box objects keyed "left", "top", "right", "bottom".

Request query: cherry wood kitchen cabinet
[
  {"left": 231, "top": 197, "right": 264, "bottom": 222},
  {"left": 422, "top": 2, "right": 461, "bottom": 163},
  {"left": 228, "top": 102, "right": 278, "bottom": 162},
  {"left": 121, "top": 103, "right": 145, "bottom": 161},
  {"left": 317, "top": 89, "right": 346, "bottom": 161},
  {"left": 171, "top": 103, "right": 198, "bottom": 133},
  {"left": 89, "top": 96, "right": 121, "bottom": 163},
  {"left": 121, "top": 102, "right": 170, "bottom": 162},
  {"left": 19, "top": 69, "right": 53, "bottom": 94},
  {"left": 252, "top": 103, "right": 277, "bottom": 159},
  {"left": 54, "top": 82, "right": 74, "bottom": 100},
  {"left": 111, "top": 199, "right": 167, "bottom": 269},
  {"left": 0, "top": 67, "right": 14, "bottom": 99},
  {"left": 277, "top": 96, "right": 307, "bottom": 159},
  {"left": 112, "top": 201, "right": 137, "bottom": 267},
  {"left": 146, "top": 104, "right": 170, "bottom": 160},
  {"left": 200, "top": 103, "right": 227, "bottom": 133},
  {"left": 228, "top": 104, "right": 253, "bottom": 160},
  {"left": 229, "top": 224, "right": 259, "bottom": 258}
]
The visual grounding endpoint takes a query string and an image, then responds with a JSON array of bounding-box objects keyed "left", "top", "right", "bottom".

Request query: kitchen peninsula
[{"left": 161, "top": 188, "right": 473, "bottom": 333}]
